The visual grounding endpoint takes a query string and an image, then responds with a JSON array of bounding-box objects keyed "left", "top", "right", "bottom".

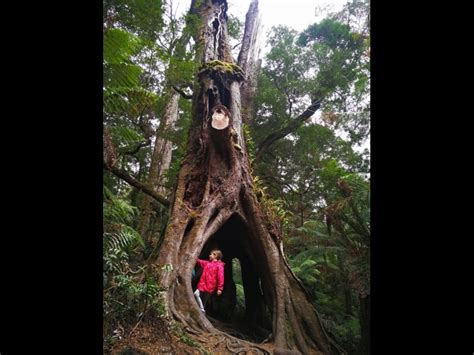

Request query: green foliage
[
  {"left": 252, "top": 175, "right": 292, "bottom": 233},
  {"left": 227, "top": 14, "right": 243, "bottom": 40},
  {"left": 104, "top": 28, "right": 143, "bottom": 64},
  {"left": 104, "top": 186, "right": 137, "bottom": 221},
  {"left": 103, "top": 186, "right": 144, "bottom": 274},
  {"left": 297, "top": 19, "right": 359, "bottom": 49},
  {"left": 167, "top": 55, "right": 199, "bottom": 87},
  {"left": 322, "top": 315, "right": 361, "bottom": 354},
  {"left": 104, "top": 0, "right": 165, "bottom": 42},
  {"left": 164, "top": 95, "right": 193, "bottom": 190},
  {"left": 103, "top": 0, "right": 201, "bottom": 350},
  {"left": 243, "top": 123, "right": 256, "bottom": 164},
  {"left": 108, "top": 126, "right": 144, "bottom": 149},
  {"left": 289, "top": 227, "right": 341, "bottom": 292},
  {"left": 103, "top": 186, "right": 165, "bottom": 350},
  {"left": 230, "top": 259, "right": 246, "bottom": 320},
  {"left": 250, "top": 4, "right": 370, "bottom": 349},
  {"left": 110, "top": 273, "right": 165, "bottom": 315},
  {"left": 103, "top": 26, "right": 158, "bottom": 127},
  {"left": 255, "top": 1, "right": 370, "bottom": 151}
]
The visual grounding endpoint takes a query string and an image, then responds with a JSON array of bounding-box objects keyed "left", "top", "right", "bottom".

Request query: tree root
[{"left": 190, "top": 330, "right": 272, "bottom": 354}]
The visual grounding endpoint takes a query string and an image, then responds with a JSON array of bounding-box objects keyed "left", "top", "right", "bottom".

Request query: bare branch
[
  {"left": 104, "top": 163, "right": 170, "bottom": 207},
  {"left": 121, "top": 139, "right": 152, "bottom": 156},
  {"left": 172, "top": 85, "right": 193, "bottom": 99},
  {"left": 255, "top": 98, "right": 322, "bottom": 162},
  {"left": 103, "top": 126, "right": 169, "bottom": 207}
]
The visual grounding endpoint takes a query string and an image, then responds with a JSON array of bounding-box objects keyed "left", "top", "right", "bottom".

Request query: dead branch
[
  {"left": 172, "top": 85, "right": 193, "bottom": 100},
  {"left": 255, "top": 99, "right": 322, "bottom": 162},
  {"left": 103, "top": 163, "right": 170, "bottom": 207}
]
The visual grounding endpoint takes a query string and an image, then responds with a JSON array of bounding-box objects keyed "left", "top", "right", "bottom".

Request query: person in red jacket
[{"left": 193, "top": 249, "right": 225, "bottom": 314}]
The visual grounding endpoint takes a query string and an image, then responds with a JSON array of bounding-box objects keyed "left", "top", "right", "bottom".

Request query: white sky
[
  {"left": 228, "top": 0, "right": 349, "bottom": 57},
  {"left": 174, "top": 0, "right": 349, "bottom": 38},
  {"left": 228, "top": 0, "right": 347, "bottom": 32},
  {"left": 171, "top": 0, "right": 350, "bottom": 59}
]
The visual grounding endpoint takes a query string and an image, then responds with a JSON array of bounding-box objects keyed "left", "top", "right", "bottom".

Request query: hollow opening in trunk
[{"left": 193, "top": 213, "right": 272, "bottom": 342}]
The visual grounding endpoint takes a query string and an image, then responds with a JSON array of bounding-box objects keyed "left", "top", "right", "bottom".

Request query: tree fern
[
  {"left": 108, "top": 126, "right": 145, "bottom": 149},
  {"left": 103, "top": 186, "right": 143, "bottom": 275},
  {"left": 104, "top": 186, "right": 138, "bottom": 224},
  {"left": 104, "top": 28, "right": 142, "bottom": 65}
]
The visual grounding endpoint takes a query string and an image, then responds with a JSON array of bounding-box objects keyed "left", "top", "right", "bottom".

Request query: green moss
[{"left": 199, "top": 60, "right": 245, "bottom": 81}]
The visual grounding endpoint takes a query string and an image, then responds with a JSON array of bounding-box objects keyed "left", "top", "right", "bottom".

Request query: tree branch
[
  {"left": 172, "top": 85, "right": 193, "bottom": 100},
  {"left": 103, "top": 126, "right": 169, "bottom": 207},
  {"left": 255, "top": 98, "right": 322, "bottom": 162},
  {"left": 103, "top": 163, "right": 170, "bottom": 207},
  {"left": 121, "top": 139, "right": 152, "bottom": 156}
]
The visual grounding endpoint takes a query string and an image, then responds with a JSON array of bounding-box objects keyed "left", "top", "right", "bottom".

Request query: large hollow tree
[{"left": 156, "top": 0, "right": 339, "bottom": 353}]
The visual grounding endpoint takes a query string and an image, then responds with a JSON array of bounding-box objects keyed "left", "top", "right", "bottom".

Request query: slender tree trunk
[
  {"left": 299, "top": 191, "right": 305, "bottom": 227},
  {"left": 155, "top": 1, "right": 338, "bottom": 353},
  {"left": 344, "top": 287, "right": 353, "bottom": 317},
  {"left": 237, "top": 0, "right": 261, "bottom": 124},
  {"left": 337, "top": 253, "right": 353, "bottom": 316},
  {"left": 103, "top": 126, "right": 117, "bottom": 168},
  {"left": 357, "top": 294, "right": 370, "bottom": 355},
  {"left": 136, "top": 91, "right": 179, "bottom": 246}
]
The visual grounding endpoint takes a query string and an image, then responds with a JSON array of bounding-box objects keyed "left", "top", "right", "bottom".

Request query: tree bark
[
  {"left": 104, "top": 164, "right": 170, "bottom": 207},
  {"left": 356, "top": 294, "right": 370, "bottom": 355},
  {"left": 237, "top": 0, "right": 261, "bottom": 124},
  {"left": 136, "top": 92, "right": 179, "bottom": 245},
  {"left": 155, "top": 1, "right": 337, "bottom": 354}
]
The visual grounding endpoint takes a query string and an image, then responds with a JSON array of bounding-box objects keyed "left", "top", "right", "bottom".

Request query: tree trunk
[
  {"left": 155, "top": 1, "right": 337, "bottom": 353},
  {"left": 336, "top": 251, "right": 353, "bottom": 317},
  {"left": 237, "top": 0, "right": 261, "bottom": 124},
  {"left": 136, "top": 91, "right": 179, "bottom": 248},
  {"left": 356, "top": 294, "right": 370, "bottom": 355}
]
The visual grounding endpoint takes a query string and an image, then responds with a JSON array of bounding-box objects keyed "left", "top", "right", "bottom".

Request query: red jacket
[{"left": 196, "top": 259, "right": 225, "bottom": 294}]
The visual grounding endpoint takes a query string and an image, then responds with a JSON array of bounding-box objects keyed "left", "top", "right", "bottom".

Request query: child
[{"left": 193, "top": 249, "right": 225, "bottom": 314}]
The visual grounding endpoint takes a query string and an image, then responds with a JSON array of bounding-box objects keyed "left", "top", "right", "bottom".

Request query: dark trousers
[{"left": 194, "top": 289, "right": 211, "bottom": 311}]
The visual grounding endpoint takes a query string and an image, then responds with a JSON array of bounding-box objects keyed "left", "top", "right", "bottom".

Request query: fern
[
  {"left": 104, "top": 87, "right": 157, "bottom": 117},
  {"left": 300, "top": 259, "right": 317, "bottom": 268},
  {"left": 104, "top": 186, "right": 138, "bottom": 224},
  {"left": 104, "top": 28, "right": 142, "bottom": 65},
  {"left": 108, "top": 126, "right": 145, "bottom": 148},
  {"left": 104, "top": 226, "right": 143, "bottom": 252},
  {"left": 103, "top": 187, "right": 143, "bottom": 275},
  {"left": 104, "top": 62, "right": 142, "bottom": 89}
]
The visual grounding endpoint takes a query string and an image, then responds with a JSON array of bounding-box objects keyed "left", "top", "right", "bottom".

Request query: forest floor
[
  {"left": 106, "top": 316, "right": 274, "bottom": 354},
  {"left": 107, "top": 318, "right": 197, "bottom": 354}
]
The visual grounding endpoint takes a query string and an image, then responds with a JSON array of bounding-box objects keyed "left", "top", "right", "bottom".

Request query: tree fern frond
[
  {"left": 103, "top": 186, "right": 138, "bottom": 224},
  {"left": 104, "top": 63, "right": 142, "bottom": 89},
  {"left": 300, "top": 259, "right": 317, "bottom": 268},
  {"left": 104, "top": 225, "right": 143, "bottom": 254},
  {"left": 103, "top": 87, "right": 157, "bottom": 116},
  {"left": 109, "top": 126, "right": 144, "bottom": 145},
  {"left": 104, "top": 28, "right": 142, "bottom": 64},
  {"left": 120, "top": 225, "right": 145, "bottom": 248}
]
